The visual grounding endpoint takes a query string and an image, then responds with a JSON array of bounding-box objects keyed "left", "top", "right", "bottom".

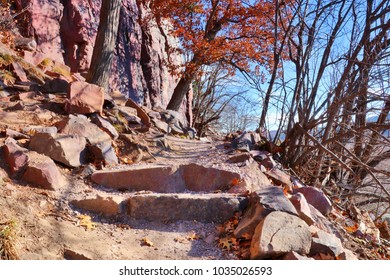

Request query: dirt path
[{"left": 0, "top": 126, "right": 239, "bottom": 260}]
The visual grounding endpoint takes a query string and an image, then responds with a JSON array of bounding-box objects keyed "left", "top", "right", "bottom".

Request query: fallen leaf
[
  {"left": 186, "top": 232, "right": 201, "bottom": 241},
  {"left": 345, "top": 223, "right": 359, "bottom": 233},
  {"left": 219, "top": 237, "right": 233, "bottom": 251},
  {"left": 76, "top": 214, "right": 96, "bottom": 231},
  {"left": 140, "top": 237, "right": 154, "bottom": 247}
]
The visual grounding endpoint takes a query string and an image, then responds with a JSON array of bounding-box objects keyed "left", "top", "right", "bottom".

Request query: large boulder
[
  {"left": 56, "top": 115, "right": 118, "bottom": 165},
  {"left": 29, "top": 132, "right": 87, "bottom": 168},
  {"left": 234, "top": 186, "right": 298, "bottom": 238},
  {"left": 14, "top": 0, "right": 64, "bottom": 64},
  {"left": 250, "top": 211, "right": 312, "bottom": 259},
  {"left": 21, "top": 151, "right": 66, "bottom": 190}
]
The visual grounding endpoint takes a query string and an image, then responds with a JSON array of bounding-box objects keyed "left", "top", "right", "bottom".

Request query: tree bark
[
  {"left": 166, "top": 75, "right": 193, "bottom": 111},
  {"left": 87, "top": 0, "right": 122, "bottom": 91}
]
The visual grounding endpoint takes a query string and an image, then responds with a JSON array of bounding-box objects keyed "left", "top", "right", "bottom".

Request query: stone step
[
  {"left": 91, "top": 163, "right": 242, "bottom": 193},
  {"left": 70, "top": 192, "right": 248, "bottom": 223}
]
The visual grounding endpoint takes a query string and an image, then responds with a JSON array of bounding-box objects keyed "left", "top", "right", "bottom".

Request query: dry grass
[{"left": 0, "top": 220, "right": 19, "bottom": 260}]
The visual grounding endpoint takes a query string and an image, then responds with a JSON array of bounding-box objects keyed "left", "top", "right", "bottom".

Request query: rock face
[{"left": 15, "top": 0, "right": 183, "bottom": 110}]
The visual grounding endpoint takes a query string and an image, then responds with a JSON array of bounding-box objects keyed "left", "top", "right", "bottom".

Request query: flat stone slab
[
  {"left": 71, "top": 195, "right": 122, "bottom": 217},
  {"left": 91, "top": 165, "right": 184, "bottom": 193},
  {"left": 91, "top": 163, "right": 247, "bottom": 193},
  {"left": 125, "top": 193, "right": 248, "bottom": 223}
]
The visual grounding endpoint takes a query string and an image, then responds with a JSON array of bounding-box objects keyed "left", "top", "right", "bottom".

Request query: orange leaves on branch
[{"left": 148, "top": 0, "right": 291, "bottom": 77}]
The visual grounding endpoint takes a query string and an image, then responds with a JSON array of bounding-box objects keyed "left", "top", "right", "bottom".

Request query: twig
[{"left": 334, "top": 141, "right": 390, "bottom": 198}]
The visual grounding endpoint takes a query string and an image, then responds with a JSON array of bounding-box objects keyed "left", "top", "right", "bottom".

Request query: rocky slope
[{"left": 1, "top": 5, "right": 390, "bottom": 260}]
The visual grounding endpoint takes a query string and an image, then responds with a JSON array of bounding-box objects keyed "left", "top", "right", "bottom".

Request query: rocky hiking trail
[{"left": 1, "top": 42, "right": 390, "bottom": 260}]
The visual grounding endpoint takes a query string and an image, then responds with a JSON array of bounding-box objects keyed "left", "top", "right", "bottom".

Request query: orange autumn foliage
[{"left": 147, "top": 0, "right": 291, "bottom": 77}]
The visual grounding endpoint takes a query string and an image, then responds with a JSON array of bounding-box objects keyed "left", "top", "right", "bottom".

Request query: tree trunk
[
  {"left": 166, "top": 75, "right": 193, "bottom": 111},
  {"left": 87, "top": 0, "right": 122, "bottom": 91}
]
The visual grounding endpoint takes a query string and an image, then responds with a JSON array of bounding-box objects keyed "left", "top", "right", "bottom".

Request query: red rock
[
  {"left": 125, "top": 98, "right": 151, "bottom": 132},
  {"left": 181, "top": 163, "right": 242, "bottom": 192},
  {"left": 11, "top": 62, "right": 29, "bottom": 82},
  {"left": 2, "top": 138, "right": 29, "bottom": 176},
  {"left": 91, "top": 165, "right": 184, "bottom": 193},
  {"left": 264, "top": 168, "right": 293, "bottom": 188},
  {"left": 17, "top": 91, "right": 36, "bottom": 100},
  {"left": 56, "top": 115, "right": 118, "bottom": 165},
  {"left": 295, "top": 186, "right": 333, "bottom": 216},
  {"left": 290, "top": 193, "right": 315, "bottom": 226},
  {"left": 310, "top": 228, "right": 344, "bottom": 258},
  {"left": 71, "top": 195, "right": 122, "bottom": 217},
  {"left": 234, "top": 186, "right": 298, "bottom": 238},
  {"left": 228, "top": 152, "right": 251, "bottom": 163},
  {"left": 15, "top": 0, "right": 64, "bottom": 63},
  {"left": 29, "top": 132, "right": 87, "bottom": 168},
  {"left": 250, "top": 211, "right": 312, "bottom": 259},
  {"left": 126, "top": 193, "right": 247, "bottom": 223},
  {"left": 21, "top": 151, "right": 66, "bottom": 190},
  {"left": 66, "top": 81, "right": 104, "bottom": 115}
]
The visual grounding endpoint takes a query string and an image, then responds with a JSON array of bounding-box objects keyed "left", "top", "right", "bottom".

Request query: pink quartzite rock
[
  {"left": 290, "top": 193, "right": 315, "bottom": 226},
  {"left": 310, "top": 228, "right": 344, "bottom": 258},
  {"left": 91, "top": 165, "right": 184, "bottom": 193},
  {"left": 56, "top": 115, "right": 118, "bottom": 165},
  {"left": 250, "top": 211, "right": 312, "bottom": 259},
  {"left": 181, "top": 163, "right": 242, "bottom": 192},
  {"left": 71, "top": 195, "right": 122, "bottom": 217},
  {"left": 15, "top": 0, "right": 64, "bottom": 64},
  {"left": 2, "top": 138, "right": 29, "bottom": 176},
  {"left": 21, "top": 151, "right": 66, "bottom": 190},
  {"left": 295, "top": 186, "right": 333, "bottom": 216},
  {"left": 66, "top": 81, "right": 104, "bottom": 115},
  {"left": 15, "top": 0, "right": 188, "bottom": 113},
  {"left": 234, "top": 186, "right": 298, "bottom": 238},
  {"left": 29, "top": 132, "right": 87, "bottom": 168}
]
